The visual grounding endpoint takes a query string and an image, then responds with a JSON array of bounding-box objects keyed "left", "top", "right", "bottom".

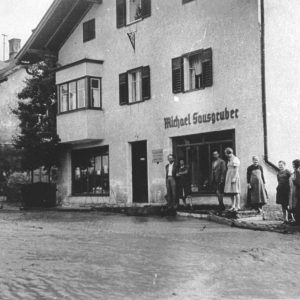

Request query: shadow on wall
[
  {"left": 150, "top": 183, "right": 166, "bottom": 203},
  {"left": 111, "top": 184, "right": 128, "bottom": 204}
]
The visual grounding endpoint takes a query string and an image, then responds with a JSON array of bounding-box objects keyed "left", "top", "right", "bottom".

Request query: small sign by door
[{"left": 152, "top": 149, "right": 163, "bottom": 163}]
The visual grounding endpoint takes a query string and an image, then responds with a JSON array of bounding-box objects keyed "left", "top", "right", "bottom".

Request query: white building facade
[{"left": 17, "top": 0, "right": 300, "bottom": 207}]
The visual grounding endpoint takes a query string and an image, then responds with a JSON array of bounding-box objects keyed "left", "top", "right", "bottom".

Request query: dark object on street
[
  {"left": 200, "top": 225, "right": 206, "bottom": 231},
  {"left": 21, "top": 182, "right": 57, "bottom": 208},
  {"left": 0, "top": 204, "right": 3, "bottom": 209}
]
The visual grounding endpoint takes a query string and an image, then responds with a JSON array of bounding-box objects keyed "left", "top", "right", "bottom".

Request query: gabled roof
[{"left": 16, "top": 0, "right": 102, "bottom": 64}]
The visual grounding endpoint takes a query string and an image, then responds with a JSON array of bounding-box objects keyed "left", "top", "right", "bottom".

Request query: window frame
[
  {"left": 83, "top": 18, "right": 96, "bottom": 43},
  {"left": 58, "top": 76, "right": 102, "bottom": 114},
  {"left": 71, "top": 146, "right": 109, "bottom": 196},
  {"left": 119, "top": 65, "right": 151, "bottom": 106},
  {"left": 116, "top": 0, "right": 151, "bottom": 28},
  {"left": 172, "top": 48, "right": 213, "bottom": 94}
]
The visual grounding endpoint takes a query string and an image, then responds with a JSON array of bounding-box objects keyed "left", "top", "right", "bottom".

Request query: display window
[
  {"left": 71, "top": 146, "right": 109, "bottom": 196},
  {"left": 173, "top": 130, "right": 235, "bottom": 194}
]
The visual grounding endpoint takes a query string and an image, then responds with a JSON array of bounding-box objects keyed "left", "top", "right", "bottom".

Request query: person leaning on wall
[
  {"left": 165, "top": 154, "right": 178, "bottom": 210},
  {"left": 224, "top": 147, "right": 241, "bottom": 212}
]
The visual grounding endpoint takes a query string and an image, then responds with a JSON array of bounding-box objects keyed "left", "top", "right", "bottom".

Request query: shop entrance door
[{"left": 132, "top": 141, "right": 148, "bottom": 203}]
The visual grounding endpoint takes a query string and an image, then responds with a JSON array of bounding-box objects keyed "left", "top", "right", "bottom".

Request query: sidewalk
[{"left": 2, "top": 201, "right": 299, "bottom": 234}]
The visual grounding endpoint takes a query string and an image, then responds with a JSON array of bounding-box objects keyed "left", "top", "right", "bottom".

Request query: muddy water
[{"left": 0, "top": 211, "right": 300, "bottom": 300}]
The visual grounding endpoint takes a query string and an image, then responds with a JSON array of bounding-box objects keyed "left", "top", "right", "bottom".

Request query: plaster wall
[
  {"left": 57, "top": 0, "right": 275, "bottom": 206},
  {"left": 264, "top": 0, "right": 300, "bottom": 170}
]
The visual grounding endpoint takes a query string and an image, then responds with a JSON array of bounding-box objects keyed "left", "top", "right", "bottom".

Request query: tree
[{"left": 12, "top": 59, "right": 61, "bottom": 172}]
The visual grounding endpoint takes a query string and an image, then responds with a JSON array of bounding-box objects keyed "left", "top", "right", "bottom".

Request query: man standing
[
  {"left": 211, "top": 151, "right": 226, "bottom": 211},
  {"left": 165, "top": 154, "right": 178, "bottom": 209}
]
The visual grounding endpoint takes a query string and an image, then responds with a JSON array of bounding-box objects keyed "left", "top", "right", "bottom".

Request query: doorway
[{"left": 131, "top": 141, "right": 148, "bottom": 203}]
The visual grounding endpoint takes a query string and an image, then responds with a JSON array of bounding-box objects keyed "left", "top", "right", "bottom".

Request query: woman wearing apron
[{"left": 247, "top": 156, "right": 267, "bottom": 214}]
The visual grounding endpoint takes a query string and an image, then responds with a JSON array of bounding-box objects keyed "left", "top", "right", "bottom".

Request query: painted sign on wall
[{"left": 164, "top": 107, "right": 239, "bottom": 129}]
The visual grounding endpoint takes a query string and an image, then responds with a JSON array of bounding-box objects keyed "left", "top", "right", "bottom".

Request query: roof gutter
[{"left": 260, "top": 0, "right": 279, "bottom": 171}]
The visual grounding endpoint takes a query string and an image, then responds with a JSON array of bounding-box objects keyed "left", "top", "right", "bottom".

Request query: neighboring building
[
  {"left": 0, "top": 39, "right": 50, "bottom": 183},
  {"left": 15, "top": 0, "right": 300, "bottom": 207}
]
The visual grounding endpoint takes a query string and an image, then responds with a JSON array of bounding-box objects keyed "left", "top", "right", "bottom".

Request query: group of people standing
[
  {"left": 276, "top": 160, "right": 300, "bottom": 224},
  {"left": 165, "top": 148, "right": 300, "bottom": 223}
]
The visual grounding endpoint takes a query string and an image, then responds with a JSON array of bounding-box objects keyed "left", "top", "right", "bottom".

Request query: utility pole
[{"left": 2, "top": 34, "right": 7, "bottom": 61}]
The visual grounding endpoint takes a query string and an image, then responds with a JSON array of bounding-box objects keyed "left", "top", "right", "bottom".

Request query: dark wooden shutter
[
  {"left": 116, "top": 0, "right": 126, "bottom": 28},
  {"left": 83, "top": 19, "right": 95, "bottom": 42},
  {"left": 142, "top": 66, "right": 151, "bottom": 100},
  {"left": 172, "top": 57, "right": 183, "bottom": 93},
  {"left": 119, "top": 73, "right": 128, "bottom": 105},
  {"left": 202, "top": 48, "right": 213, "bottom": 88},
  {"left": 141, "top": 0, "right": 151, "bottom": 19}
]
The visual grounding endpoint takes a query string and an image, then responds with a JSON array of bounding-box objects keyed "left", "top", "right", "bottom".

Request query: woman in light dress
[{"left": 224, "top": 148, "right": 241, "bottom": 211}]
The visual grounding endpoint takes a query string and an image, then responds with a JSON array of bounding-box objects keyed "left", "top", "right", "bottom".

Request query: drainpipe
[{"left": 260, "top": 0, "right": 279, "bottom": 171}]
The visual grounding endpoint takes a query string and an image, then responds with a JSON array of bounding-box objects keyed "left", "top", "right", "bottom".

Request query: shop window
[
  {"left": 173, "top": 130, "right": 235, "bottom": 194},
  {"left": 116, "top": 0, "right": 151, "bottom": 28},
  {"left": 119, "top": 66, "right": 151, "bottom": 105},
  {"left": 72, "top": 146, "right": 109, "bottom": 196},
  {"left": 58, "top": 77, "right": 101, "bottom": 113},
  {"left": 172, "top": 48, "right": 213, "bottom": 93},
  {"left": 83, "top": 19, "right": 95, "bottom": 43}
]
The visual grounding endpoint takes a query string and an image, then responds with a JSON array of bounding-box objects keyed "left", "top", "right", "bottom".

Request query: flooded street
[{"left": 1, "top": 211, "right": 300, "bottom": 300}]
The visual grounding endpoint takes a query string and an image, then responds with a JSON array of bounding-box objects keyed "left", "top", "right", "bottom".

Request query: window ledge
[
  {"left": 72, "top": 194, "right": 110, "bottom": 197},
  {"left": 183, "top": 88, "right": 204, "bottom": 94},
  {"left": 127, "top": 99, "right": 146, "bottom": 105},
  {"left": 58, "top": 107, "right": 103, "bottom": 116},
  {"left": 126, "top": 18, "right": 142, "bottom": 27}
]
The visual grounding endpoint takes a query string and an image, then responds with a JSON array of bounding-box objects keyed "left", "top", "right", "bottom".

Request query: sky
[{"left": 0, "top": 0, "right": 54, "bottom": 62}]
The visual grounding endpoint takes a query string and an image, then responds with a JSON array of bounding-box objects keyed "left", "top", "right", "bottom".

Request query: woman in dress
[
  {"left": 276, "top": 160, "right": 291, "bottom": 224},
  {"left": 290, "top": 159, "right": 300, "bottom": 223},
  {"left": 176, "top": 157, "right": 193, "bottom": 209},
  {"left": 247, "top": 156, "right": 267, "bottom": 214},
  {"left": 224, "top": 148, "right": 241, "bottom": 211}
]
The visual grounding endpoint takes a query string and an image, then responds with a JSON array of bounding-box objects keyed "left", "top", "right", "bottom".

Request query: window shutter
[
  {"left": 142, "top": 66, "right": 151, "bottom": 100},
  {"left": 83, "top": 19, "right": 95, "bottom": 43},
  {"left": 141, "top": 0, "right": 151, "bottom": 19},
  {"left": 182, "top": 0, "right": 194, "bottom": 3},
  {"left": 119, "top": 73, "right": 128, "bottom": 105},
  {"left": 116, "top": 0, "right": 126, "bottom": 28},
  {"left": 172, "top": 57, "right": 183, "bottom": 93},
  {"left": 202, "top": 48, "right": 213, "bottom": 88}
]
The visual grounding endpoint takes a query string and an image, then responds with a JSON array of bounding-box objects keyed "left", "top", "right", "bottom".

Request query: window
[
  {"left": 83, "top": 19, "right": 95, "bottom": 43},
  {"left": 172, "top": 48, "right": 213, "bottom": 93},
  {"left": 119, "top": 66, "right": 151, "bottom": 105},
  {"left": 173, "top": 130, "right": 235, "bottom": 194},
  {"left": 72, "top": 146, "right": 109, "bottom": 196},
  {"left": 116, "top": 0, "right": 151, "bottom": 28},
  {"left": 58, "top": 77, "right": 101, "bottom": 113}
]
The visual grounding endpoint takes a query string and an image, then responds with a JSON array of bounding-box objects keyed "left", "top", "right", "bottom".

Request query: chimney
[{"left": 8, "top": 38, "right": 21, "bottom": 59}]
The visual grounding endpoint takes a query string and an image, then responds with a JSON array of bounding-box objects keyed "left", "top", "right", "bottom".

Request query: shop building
[{"left": 16, "top": 0, "right": 299, "bottom": 206}]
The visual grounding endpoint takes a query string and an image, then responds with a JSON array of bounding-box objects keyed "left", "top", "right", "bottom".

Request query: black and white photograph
[{"left": 0, "top": 0, "right": 300, "bottom": 299}]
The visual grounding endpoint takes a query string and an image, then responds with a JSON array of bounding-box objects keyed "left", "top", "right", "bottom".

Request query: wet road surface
[{"left": 0, "top": 210, "right": 300, "bottom": 300}]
